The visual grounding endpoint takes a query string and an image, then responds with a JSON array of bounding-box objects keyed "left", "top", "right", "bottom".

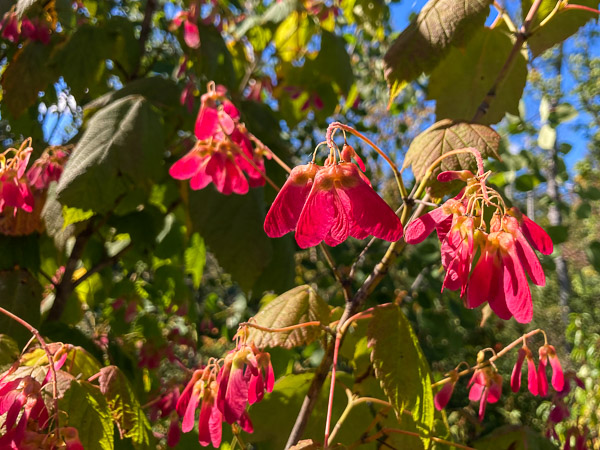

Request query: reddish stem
[
  {"left": 0, "top": 307, "right": 60, "bottom": 432},
  {"left": 324, "top": 333, "right": 342, "bottom": 448},
  {"left": 563, "top": 4, "right": 600, "bottom": 14},
  {"left": 432, "top": 328, "right": 544, "bottom": 388}
]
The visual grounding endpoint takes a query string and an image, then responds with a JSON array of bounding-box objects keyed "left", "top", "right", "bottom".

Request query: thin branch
[
  {"left": 48, "top": 224, "right": 94, "bottom": 321},
  {"left": 240, "top": 321, "right": 324, "bottom": 334},
  {"left": 72, "top": 242, "right": 134, "bottom": 289},
  {"left": 132, "top": 0, "right": 158, "bottom": 79},
  {"left": 432, "top": 328, "right": 544, "bottom": 388},
  {"left": 472, "top": 0, "right": 544, "bottom": 122},
  {"left": 0, "top": 307, "right": 60, "bottom": 434},
  {"left": 318, "top": 243, "right": 352, "bottom": 302},
  {"left": 286, "top": 198, "right": 428, "bottom": 448}
]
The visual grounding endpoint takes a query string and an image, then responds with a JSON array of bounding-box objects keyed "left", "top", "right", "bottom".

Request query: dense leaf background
[{"left": 0, "top": 0, "right": 599, "bottom": 448}]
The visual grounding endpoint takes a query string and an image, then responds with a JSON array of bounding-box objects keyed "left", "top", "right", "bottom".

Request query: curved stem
[
  {"left": 319, "top": 244, "right": 352, "bottom": 302},
  {"left": 326, "top": 122, "right": 408, "bottom": 199},
  {"left": 0, "top": 307, "right": 60, "bottom": 433},
  {"left": 236, "top": 148, "right": 280, "bottom": 192},
  {"left": 323, "top": 333, "right": 342, "bottom": 448},
  {"left": 431, "top": 329, "right": 544, "bottom": 388},
  {"left": 241, "top": 321, "right": 323, "bottom": 334},
  {"left": 378, "top": 428, "right": 476, "bottom": 450},
  {"left": 492, "top": 1, "right": 517, "bottom": 32},
  {"left": 328, "top": 393, "right": 393, "bottom": 445},
  {"left": 473, "top": 0, "right": 543, "bottom": 122},
  {"left": 563, "top": 3, "right": 600, "bottom": 14}
]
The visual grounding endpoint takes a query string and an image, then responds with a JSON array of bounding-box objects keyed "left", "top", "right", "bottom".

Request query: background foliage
[{"left": 0, "top": 0, "right": 599, "bottom": 449}]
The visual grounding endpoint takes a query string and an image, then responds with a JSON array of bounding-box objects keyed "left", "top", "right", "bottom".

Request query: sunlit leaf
[
  {"left": 98, "top": 366, "right": 154, "bottom": 447},
  {"left": 62, "top": 206, "right": 95, "bottom": 229},
  {"left": 56, "top": 95, "right": 165, "bottom": 213},
  {"left": 384, "top": 0, "right": 493, "bottom": 101},
  {"left": 274, "top": 11, "right": 315, "bottom": 61},
  {"left": 185, "top": 232, "right": 206, "bottom": 289},
  {"left": 523, "top": 0, "right": 599, "bottom": 57},
  {"left": 234, "top": 0, "right": 298, "bottom": 39},
  {"left": 538, "top": 124, "right": 556, "bottom": 150},
  {"left": 247, "top": 285, "right": 329, "bottom": 349},
  {"left": 15, "top": 0, "right": 38, "bottom": 17},
  {"left": 368, "top": 304, "right": 434, "bottom": 447},
  {"left": 59, "top": 379, "right": 115, "bottom": 450},
  {"left": 428, "top": 27, "right": 528, "bottom": 125},
  {"left": 403, "top": 119, "right": 501, "bottom": 183}
]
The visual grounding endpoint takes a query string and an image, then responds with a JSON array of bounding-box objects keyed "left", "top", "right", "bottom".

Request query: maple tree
[{"left": 0, "top": 0, "right": 599, "bottom": 449}]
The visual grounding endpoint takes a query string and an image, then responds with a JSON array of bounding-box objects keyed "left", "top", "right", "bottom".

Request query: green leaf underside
[
  {"left": 523, "top": 0, "right": 600, "bottom": 57},
  {"left": 49, "top": 24, "right": 115, "bottom": 98},
  {"left": 188, "top": 186, "right": 272, "bottom": 291},
  {"left": 98, "top": 366, "right": 154, "bottom": 446},
  {"left": 0, "top": 270, "right": 42, "bottom": 347},
  {"left": 247, "top": 285, "right": 330, "bottom": 349},
  {"left": 384, "top": 0, "right": 493, "bottom": 101},
  {"left": 474, "top": 425, "right": 558, "bottom": 449},
  {"left": 367, "top": 305, "right": 434, "bottom": 447},
  {"left": 56, "top": 95, "right": 165, "bottom": 213},
  {"left": 428, "top": 27, "right": 528, "bottom": 125},
  {"left": 0, "top": 334, "right": 19, "bottom": 366},
  {"left": 403, "top": 119, "right": 501, "bottom": 182},
  {"left": 59, "top": 380, "right": 115, "bottom": 450},
  {"left": 1, "top": 41, "right": 55, "bottom": 117},
  {"left": 84, "top": 76, "right": 181, "bottom": 114}
]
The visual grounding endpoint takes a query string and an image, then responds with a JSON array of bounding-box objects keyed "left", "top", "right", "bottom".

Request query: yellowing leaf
[
  {"left": 274, "top": 11, "right": 315, "bottom": 61},
  {"left": 368, "top": 305, "right": 434, "bottom": 447},
  {"left": 247, "top": 285, "right": 329, "bottom": 349}
]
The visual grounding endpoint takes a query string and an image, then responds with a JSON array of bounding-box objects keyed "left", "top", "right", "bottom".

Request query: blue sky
[{"left": 388, "top": 1, "right": 599, "bottom": 172}]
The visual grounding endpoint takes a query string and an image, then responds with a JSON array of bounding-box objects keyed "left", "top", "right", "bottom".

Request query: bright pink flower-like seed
[
  {"left": 538, "top": 344, "right": 564, "bottom": 396},
  {"left": 468, "top": 368, "right": 502, "bottom": 421},
  {"left": 264, "top": 163, "right": 321, "bottom": 238},
  {"left": 510, "top": 346, "right": 538, "bottom": 395},
  {"left": 170, "top": 83, "right": 268, "bottom": 195},
  {"left": 294, "top": 162, "right": 403, "bottom": 248},
  {"left": 434, "top": 370, "right": 458, "bottom": 411}
]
